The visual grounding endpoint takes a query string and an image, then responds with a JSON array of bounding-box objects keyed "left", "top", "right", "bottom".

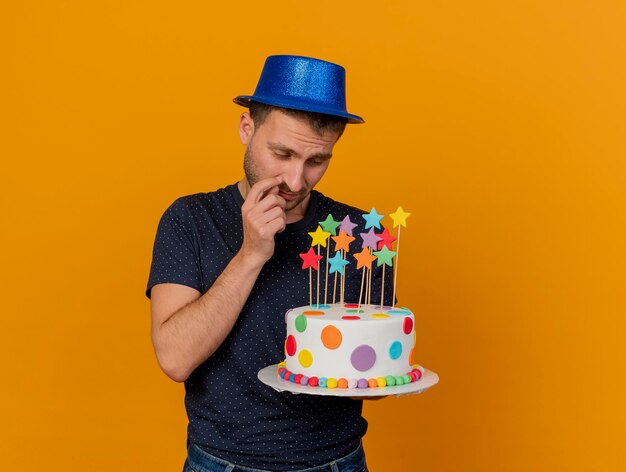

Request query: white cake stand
[{"left": 257, "top": 364, "right": 439, "bottom": 398}]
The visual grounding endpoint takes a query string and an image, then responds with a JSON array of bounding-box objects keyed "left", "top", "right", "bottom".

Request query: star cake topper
[
  {"left": 362, "top": 208, "right": 384, "bottom": 230},
  {"left": 377, "top": 227, "right": 397, "bottom": 250},
  {"left": 332, "top": 229, "right": 356, "bottom": 253},
  {"left": 299, "top": 247, "right": 323, "bottom": 270},
  {"left": 338, "top": 215, "right": 358, "bottom": 236},
  {"left": 308, "top": 225, "right": 331, "bottom": 247},
  {"left": 353, "top": 247, "right": 377, "bottom": 270},
  {"left": 389, "top": 206, "right": 411, "bottom": 228},
  {"left": 319, "top": 214, "right": 341, "bottom": 236},
  {"left": 327, "top": 252, "right": 350, "bottom": 275},
  {"left": 373, "top": 246, "right": 397, "bottom": 267},
  {"left": 360, "top": 227, "right": 382, "bottom": 250}
]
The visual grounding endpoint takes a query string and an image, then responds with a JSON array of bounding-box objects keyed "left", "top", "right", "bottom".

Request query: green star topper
[
  {"left": 373, "top": 246, "right": 397, "bottom": 267},
  {"left": 319, "top": 214, "right": 341, "bottom": 236}
]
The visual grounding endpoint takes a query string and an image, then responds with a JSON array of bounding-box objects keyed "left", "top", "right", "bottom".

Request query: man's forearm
[{"left": 153, "top": 250, "right": 265, "bottom": 382}]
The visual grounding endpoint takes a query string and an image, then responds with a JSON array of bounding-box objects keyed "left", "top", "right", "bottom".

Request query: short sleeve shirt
[{"left": 147, "top": 183, "right": 394, "bottom": 470}]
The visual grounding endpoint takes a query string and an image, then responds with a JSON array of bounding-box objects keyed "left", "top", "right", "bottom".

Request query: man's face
[{"left": 240, "top": 110, "right": 339, "bottom": 213}]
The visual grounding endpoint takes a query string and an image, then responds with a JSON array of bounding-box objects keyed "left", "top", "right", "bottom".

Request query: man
[{"left": 147, "top": 55, "right": 393, "bottom": 471}]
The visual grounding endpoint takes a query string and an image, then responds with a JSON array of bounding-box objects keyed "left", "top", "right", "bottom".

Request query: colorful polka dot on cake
[
  {"left": 388, "top": 309, "right": 411, "bottom": 315},
  {"left": 295, "top": 315, "right": 307, "bottom": 332},
  {"left": 303, "top": 310, "right": 325, "bottom": 316},
  {"left": 321, "top": 325, "right": 343, "bottom": 349},
  {"left": 298, "top": 349, "right": 313, "bottom": 368},
  {"left": 403, "top": 317, "right": 413, "bottom": 334},
  {"left": 285, "top": 335, "right": 296, "bottom": 356},
  {"left": 351, "top": 345, "right": 377, "bottom": 372},
  {"left": 388, "top": 341, "right": 402, "bottom": 360}
]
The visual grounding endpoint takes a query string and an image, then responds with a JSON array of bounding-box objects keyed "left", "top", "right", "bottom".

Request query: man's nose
[{"left": 283, "top": 163, "right": 305, "bottom": 192}]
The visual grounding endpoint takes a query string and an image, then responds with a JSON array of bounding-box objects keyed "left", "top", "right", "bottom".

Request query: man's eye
[
  {"left": 275, "top": 152, "right": 290, "bottom": 159},
  {"left": 307, "top": 159, "right": 324, "bottom": 166}
]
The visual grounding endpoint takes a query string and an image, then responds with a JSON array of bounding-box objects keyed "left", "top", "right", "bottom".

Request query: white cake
[{"left": 279, "top": 303, "right": 423, "bottom": 389}]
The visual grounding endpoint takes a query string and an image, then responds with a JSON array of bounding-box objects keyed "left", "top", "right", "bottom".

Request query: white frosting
[{"left": 284, "top": 304, "right": 415, "bottom": 380}]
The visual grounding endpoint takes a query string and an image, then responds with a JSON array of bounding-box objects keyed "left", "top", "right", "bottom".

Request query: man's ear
[{"left": 238, "top": 112, "right": 255, "bottom": 145}]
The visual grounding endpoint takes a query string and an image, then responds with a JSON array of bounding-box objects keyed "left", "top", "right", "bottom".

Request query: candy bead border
[{"left": 276, "top": 362, "right": 425, "bottom": 389}]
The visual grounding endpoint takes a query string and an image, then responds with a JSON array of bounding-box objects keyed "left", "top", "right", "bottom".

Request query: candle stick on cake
[
  {"left": 308, "top": 225, "right": 331, "bottom": 309},
  {"left": 337, "top": 216, "right": 357, "bottom": 305},
  {"left": 389, "top": 206, "right": 411, "bottom": 308},
  {"left": 319, "top": 214, "right": 341, "bottom": 306},
  {"left": 353, "top": 247, "right": 377, "bottom": 310},
  {"left": 361, "top": 209, "right": 384, "bottom": 306},
  {"left": 372, "top": 245, "right": 397, "bottom": 309},
  {"left": 299, "top": 247, "right": 323, "bottom": 309},
  {"left": 331, "top": 229, "right": 356, "bottom": 304},
  {"left": 376, "top": 227, "right": 397, "bottom": 307},
  {"left": 359, "top": 227, "right": 382, "bottom": 307}
]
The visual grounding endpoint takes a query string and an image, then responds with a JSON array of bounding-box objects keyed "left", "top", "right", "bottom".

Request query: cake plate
[{"left": 257, "top": 364, "right": 439, "bottom": 398}]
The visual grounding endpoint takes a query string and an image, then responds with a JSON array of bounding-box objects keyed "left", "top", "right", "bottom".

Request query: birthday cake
[
  {"left": 275, "top": 207, "right": 426, "bottom": 390},
  {"left": 279, "top": 303, "right": 423, "bottom": 389}
]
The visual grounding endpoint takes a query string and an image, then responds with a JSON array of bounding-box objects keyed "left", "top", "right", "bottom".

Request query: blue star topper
[
  {"left": 362, "top": 208, "right": 384, "bottom": 230},
  {"left": 327, "top": 251, "right": 350, "bottom": 275}
]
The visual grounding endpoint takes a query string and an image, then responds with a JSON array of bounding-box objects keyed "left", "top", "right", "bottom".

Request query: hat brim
[{"left": 233, "top": 95, "right": 365, "bottom": 124}]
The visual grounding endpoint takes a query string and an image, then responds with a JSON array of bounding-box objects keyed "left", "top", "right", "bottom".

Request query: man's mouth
[{"left": 278, "top": 191, "right": 301, "bottom": 201}]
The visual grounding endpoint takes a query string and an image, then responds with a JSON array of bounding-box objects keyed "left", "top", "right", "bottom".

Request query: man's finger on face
[
  {"left": 247, "top": 176, "right": 284, "bottom": 204},
  {"left": 263, "top": 184, "right": 280, "bottom": 197}
]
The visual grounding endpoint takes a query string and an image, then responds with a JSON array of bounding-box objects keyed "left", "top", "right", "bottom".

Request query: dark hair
[{"left": 248, "top": 101, "right": 348, "bottom": 140}]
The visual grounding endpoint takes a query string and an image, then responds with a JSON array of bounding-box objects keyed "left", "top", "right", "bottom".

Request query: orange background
[{"left": 2, "top": 1, "right": 625, "bottom": 470}]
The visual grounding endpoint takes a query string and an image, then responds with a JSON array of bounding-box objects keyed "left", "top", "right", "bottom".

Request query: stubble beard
[{"left": 243, "top": 145, "right": 309, "bottom": 212}]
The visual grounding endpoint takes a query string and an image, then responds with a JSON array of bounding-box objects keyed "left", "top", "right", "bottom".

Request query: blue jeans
[{"left": 183, "top": 441, "right": 369, "bottom": 472}]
